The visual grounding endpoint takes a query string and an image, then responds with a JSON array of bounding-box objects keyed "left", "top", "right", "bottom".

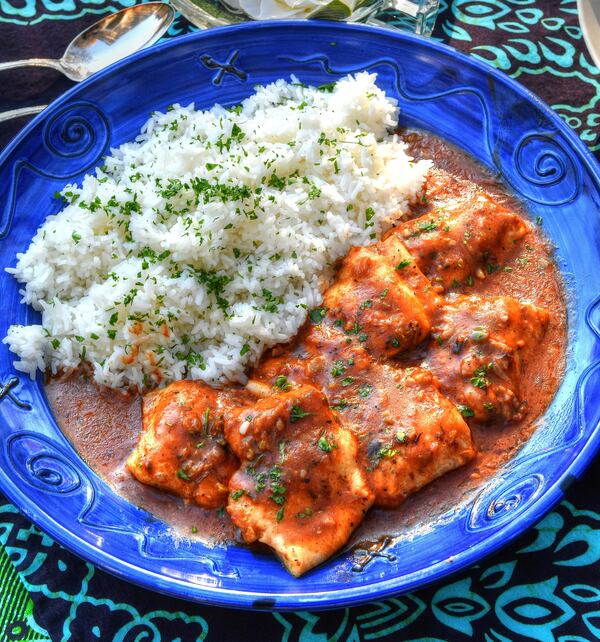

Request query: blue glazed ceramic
[{"left": 0, "top": 22, "right": 599, "bottom": 610}]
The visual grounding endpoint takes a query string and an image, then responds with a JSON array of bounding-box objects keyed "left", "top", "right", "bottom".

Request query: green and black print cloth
[{"left": 0, "top": 1, "right": 599, "bottom": 639}]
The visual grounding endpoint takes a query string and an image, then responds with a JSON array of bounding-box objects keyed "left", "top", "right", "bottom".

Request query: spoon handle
[
  {"left": 0, "top": 105, "right": 46, "bottom": 123},
  {"left": 0, "top": 58, "right": 63, "bottom": 74}
]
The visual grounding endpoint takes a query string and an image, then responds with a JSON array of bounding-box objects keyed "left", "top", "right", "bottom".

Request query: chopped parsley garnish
[
  {"left": 290, "top": 405, "right": 311, "bottom": 423},
  {"left": 231, "top": 489, "right": 246, "bottom": 501},
  {"left": 71, "top": 231, "right": 81, "bottom": 244},
  {"left": 357, "top": 383, "right": 373, "bottom": 398},
  {"left": 331, "top": 399, "right": 348, "bottom": 411},
  {"left": 470, "top": 363, "right": 493, "bottom": 389},
  {"left": 187, "top": 266, "right": 233, "bottom": 311},
  {"left": 318, "top": 434, "right": 336, "bottom": 453},
  {"left": 230, "top": 123, "right": 245, "bottom": 142},
  {"left": 267, "top": 173, "right": 287, "bottom": 190},
  {"left": 378, "top": 444, "right": 399, "bottom": 459},
  {"left": 457, "top": 405, "right": 475, "bottom": 418},
  {"left": 274, "top": 375, "right": 291, "bottom": 391},
  {"left": 309, "top": 307, "right": 327, "bottom": 324},
  {"left": 177, "top": 469, "right": 191, "bottom": 481},
  {"left": 330, "top": 360, "right": 346, "bottom": 377},
  {"left": 262, "top": 288, "right": 284, "bottom": 313},
  {"left": 396, "top": 259, "right": 411, "bottom": 270},
  {"left": 411, "top": 220, "right": 437, "bottom": 236},
  {"left": 316, "top": 82, "right": 336, "bottom": 92},
  {"left": 190, "top": 177, "right": 251, "bottom": 204},
  {"left": 345, "top": 321, "right": 362, "bottom": 335},
  {"left": 240, "top": 344, "right": 250, "bottom": 356},
  {"left": 307, "top": 185, "right": 321, "bottom": 200},
  {"left": 340, "top": 376, "right": 355, "bottom": 386},
  {"left": 186, "top": 350, "right": 206, "bottom": 370}
]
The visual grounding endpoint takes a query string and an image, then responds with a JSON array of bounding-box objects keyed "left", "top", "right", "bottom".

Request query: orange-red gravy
[{"left": 45, "top": 131, "right": 567, "bottom": 547}]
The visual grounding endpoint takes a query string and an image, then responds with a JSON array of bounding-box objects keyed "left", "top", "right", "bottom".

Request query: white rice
[{"left": 4, "top": 73, "right": 430, "bottom": 390}]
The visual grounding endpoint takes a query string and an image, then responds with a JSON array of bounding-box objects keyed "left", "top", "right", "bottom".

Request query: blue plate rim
[{"left": 0, "top": 20, "right": 599, "bottom": 610}]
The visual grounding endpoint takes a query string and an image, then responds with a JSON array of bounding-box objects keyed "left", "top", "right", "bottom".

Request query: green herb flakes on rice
[{"left": 4, "top": 73, "right": 430, "bottom": 390}]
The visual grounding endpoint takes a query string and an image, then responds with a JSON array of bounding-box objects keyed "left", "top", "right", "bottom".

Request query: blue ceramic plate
[{"left": 0, "top": 22, "right": 599, "bottom": 610}]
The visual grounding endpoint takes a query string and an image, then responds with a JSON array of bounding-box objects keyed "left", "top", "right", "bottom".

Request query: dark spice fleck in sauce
[{"left": 46, "top": 130, "right": 567, "bottom": 549}]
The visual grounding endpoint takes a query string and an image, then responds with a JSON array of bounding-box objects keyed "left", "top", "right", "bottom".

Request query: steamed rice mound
[{"left": 4, "top": 73, "right": 430, "bottom": 390}]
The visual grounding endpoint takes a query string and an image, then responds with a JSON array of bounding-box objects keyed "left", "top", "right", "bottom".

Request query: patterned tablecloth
[{"left": 0, "top": 1, "right": 599, "bottom": 640}]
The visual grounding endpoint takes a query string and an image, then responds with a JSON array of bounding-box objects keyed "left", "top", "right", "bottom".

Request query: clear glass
[{"left": 171, "top": 0, "right": 440, "bottom": 36}]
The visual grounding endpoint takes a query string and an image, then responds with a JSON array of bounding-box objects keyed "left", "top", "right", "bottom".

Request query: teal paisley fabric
[
  {"left": 1, "top": 493, "right": 600, "bottom": 640},
  {"left": 430, "top": 0, "right": 600, "bottom": 154},
  {"left": 0, "top": 1, "right": 599, "bottom": 640}
]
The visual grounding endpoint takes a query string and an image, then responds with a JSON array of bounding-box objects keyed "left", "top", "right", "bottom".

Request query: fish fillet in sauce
[
  {"left": 127, "top": 381, "right": 242, "bottom": 509},
  {"left": 224, "top": 385, "right": 373, "bottom": 576}
]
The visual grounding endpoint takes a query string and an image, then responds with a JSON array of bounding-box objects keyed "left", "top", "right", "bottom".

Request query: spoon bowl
[
  {"left": 60, "top": 3, "right": 176, "bottom": 81},
  {"left": 0, "top": 3, "right": 175, "bottom": 122},
  {"left": 0, "top": 3, "right": 175, "bottom": 83}
]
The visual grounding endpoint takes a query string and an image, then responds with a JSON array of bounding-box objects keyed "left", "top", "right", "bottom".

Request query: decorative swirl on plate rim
[
  {"left": 501, "top": 131, "right": 582, "bottom": 206},
  {"left": 6, "top": 432, "right": 82, "bottom": 494},
  {"left": 2, "top": 428, "right": 241, "bottom": 573},
  {"left": 467, "top": 473, "right": 545, "bottom": 532},
  {"left": 43, "top": 102, "right": 110, "bottom": 159},
  {"left": 0, "top": 101, "right": 111, "bottom": 240}
]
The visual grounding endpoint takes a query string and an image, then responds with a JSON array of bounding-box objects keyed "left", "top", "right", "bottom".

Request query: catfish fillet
[
  {"left": 423, "top": 294, "right": 549, "bottom": 423},
  {"left": 322, "top": 244, "right": 432, "bottom": 358},
  {"left": 127, "top": 380, "right": 239, "bottom": 509},
  {"left": 390, "top": 192, "right": 527, "bottom": 291},
  {"left": 224, "top": 384, "right": 373, "bottom": 577},
  {"left": 324, "top": 363, "right": 476, "bottom": 507}
]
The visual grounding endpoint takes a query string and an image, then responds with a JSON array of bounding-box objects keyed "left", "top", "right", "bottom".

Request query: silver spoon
[{"left": 0, "top": 2, "right": 175, "bottom": 123}]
